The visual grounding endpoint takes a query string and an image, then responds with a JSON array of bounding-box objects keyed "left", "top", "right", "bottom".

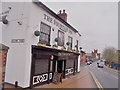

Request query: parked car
[
  {"left": 90, "top": 61, "right": 92, "bottom": 64},
  {"left": 97, "top": 60, "right": 100, "bottom": 65},
  {"left": 87, "top": 61, "right": 90, "bottom": 65},
  {"left": 97, "top": 60, "right": 104, "bottom": 68}
]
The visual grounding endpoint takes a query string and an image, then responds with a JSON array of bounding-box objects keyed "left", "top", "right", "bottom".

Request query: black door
[{"left": 57, "top": 60, "right": 63, "bottom": 73}]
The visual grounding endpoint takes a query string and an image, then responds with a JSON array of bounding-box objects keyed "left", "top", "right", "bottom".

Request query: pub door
[
  {"left": 57, "top": 60, "right": 63, "bottom": 73},
  {"left": 57, "top": 60, "right": 66, "bottom": 79}
]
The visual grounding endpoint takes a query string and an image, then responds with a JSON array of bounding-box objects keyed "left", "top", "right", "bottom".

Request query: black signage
[{"left": 52, "top": 72, "right": 62, "bottom": 84}]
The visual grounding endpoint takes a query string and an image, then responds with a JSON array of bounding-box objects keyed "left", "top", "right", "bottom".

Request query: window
[
  {"left": 39, "top": 22, "right": 51, "bottom": 45},
  {"left": 58, "top": 30, "right": 64, "bottom": 46},
  {"left": 68, "top": 36, "right": 73, "bottom": 50},
  {"left": 76, "top": 40, "right": 78, "bottom": 51}
]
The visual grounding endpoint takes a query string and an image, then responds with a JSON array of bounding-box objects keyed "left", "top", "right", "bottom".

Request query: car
[
  {"left": 97, "top": 60, "right": 104, "bottom": 68},
  {"left": 90, "top": 60, "right": 92, "bottom": 64},
  {"left": 97, "top": 60, "right": 100, "bottom": 65},
  {"left": 87, "top": 61, "right": 90, "bottom": 65}
]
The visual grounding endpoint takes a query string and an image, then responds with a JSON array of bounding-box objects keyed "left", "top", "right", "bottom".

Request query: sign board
[
  {"left": 52, "top": 72, "right": 62, "bottom": 84},
  {"left": 11, "top": 39, "right": 24, "bottom": 43}
]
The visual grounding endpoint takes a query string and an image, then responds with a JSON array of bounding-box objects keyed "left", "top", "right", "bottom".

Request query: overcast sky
[{"left": 41, "top": 1, "right": 118, "bottom": 53}]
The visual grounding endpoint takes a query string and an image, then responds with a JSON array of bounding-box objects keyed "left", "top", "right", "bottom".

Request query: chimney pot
[
  {"left": 57, "top": 9, "right": 67, "bottom": 22},
  {"left": 63, "top": 9, "right": 65, "bottom": 13},
  {"left": 59, "top": 10, "right": 62, "bottom": 14}
]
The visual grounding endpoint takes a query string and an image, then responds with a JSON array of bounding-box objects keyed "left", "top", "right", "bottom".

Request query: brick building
[
  {"left": 80, "top": 51, "right": 86, "bottom": 64},
  {"left": 0, "top": 44, "right": 9, "bottom": 84}
]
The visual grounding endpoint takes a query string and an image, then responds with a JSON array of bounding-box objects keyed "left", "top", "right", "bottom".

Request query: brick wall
[{"left": 0, "top": 44, "right": 9, "bottom": 84}]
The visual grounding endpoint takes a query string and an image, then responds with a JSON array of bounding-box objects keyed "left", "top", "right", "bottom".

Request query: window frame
[
  {"left": 39, "top": 22, "right": 51, "bottom": 45},
  {"left": 76, "top": 40, "right": 78, "bottom": 51},
  {"left": 58, "top": 30, "right": 65, "bottom": 46},
  {"left": 68, "top": 36, "right": 73, "bottom": 50}
]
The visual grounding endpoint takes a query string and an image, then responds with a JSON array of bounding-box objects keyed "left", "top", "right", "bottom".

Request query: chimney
[
  {"left": 94, "top": 49, "right": 98, "bottom": 53},
  {"left": 57, "top": 9, "right": 67, "bottom": 22}
]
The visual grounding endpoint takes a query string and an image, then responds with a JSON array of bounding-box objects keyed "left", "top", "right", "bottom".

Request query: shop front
[{"left": 31, "top": 45, "right": 79, "bottom": 87}]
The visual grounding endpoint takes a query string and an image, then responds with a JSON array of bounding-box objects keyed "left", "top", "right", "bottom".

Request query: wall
[
  {"left": 2, "top": 2, "right": 31, "bottom": 88},
  {"left": 1, "top": 2, "right": 81, "bottom": 88}
]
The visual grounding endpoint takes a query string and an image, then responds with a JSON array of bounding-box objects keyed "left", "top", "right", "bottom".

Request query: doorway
[
  {"left": 57, "top": 60, "right": 63, "bottom": 73},
  {"left": 56, "top": 60, "right": 66, "bottom": 79}
]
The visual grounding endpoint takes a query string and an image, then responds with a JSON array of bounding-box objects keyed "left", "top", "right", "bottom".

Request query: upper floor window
[
  {"left": 68, "top": 36, "right": 73, "bottom": 50},
  {"left": 76, "top": 40, "right": 78, "bottom": 51},
  {"left": 39, "top": 22, "right": 51, "bottom": 45},
  {"left": 58, "top": 30, "right": 64, "bottom": 46}
]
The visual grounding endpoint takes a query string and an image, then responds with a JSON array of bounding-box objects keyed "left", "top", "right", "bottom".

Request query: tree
[{"left": 102, "top": 47, "right": 117, "bottom": 63}]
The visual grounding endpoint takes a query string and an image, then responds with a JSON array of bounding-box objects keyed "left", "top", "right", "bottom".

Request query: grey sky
[{"left": 42, "top": 2, "right": 118, "bottom": 53}]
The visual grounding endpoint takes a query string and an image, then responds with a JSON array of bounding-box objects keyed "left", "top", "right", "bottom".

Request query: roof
[
  {"left": 0, "top": 44, "right": 9, "bottom": 50},
  {"left": 33, "top": 0, "right": 81, "bottom": 36}
]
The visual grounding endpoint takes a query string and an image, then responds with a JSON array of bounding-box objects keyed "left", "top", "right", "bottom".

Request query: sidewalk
[
  {"left": 4, "top": 70, "right": 95, "bottom": 88},
  {"left": 35, "top": 70, "right": 94, "bottom": 88}
]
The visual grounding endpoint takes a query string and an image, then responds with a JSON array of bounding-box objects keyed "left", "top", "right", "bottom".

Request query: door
[{"left": 57, "top": 60, "right": 63, "bottom": 73}]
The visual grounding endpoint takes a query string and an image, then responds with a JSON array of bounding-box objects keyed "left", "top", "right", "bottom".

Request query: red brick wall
[{"left": 0, "top": 50, "right": 8, "bottom": 83}]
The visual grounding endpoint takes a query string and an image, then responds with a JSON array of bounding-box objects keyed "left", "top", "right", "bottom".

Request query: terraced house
[{"left": 1, "top": 0, "right": 81, "bottom": 88}]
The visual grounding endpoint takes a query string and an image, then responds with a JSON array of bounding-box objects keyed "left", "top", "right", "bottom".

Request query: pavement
[
  {"left": 35, "top": 70, "right": 96, "bottom": 88},
  {"left": 4, "top": 70, "right": 96, "bottom": 89}
]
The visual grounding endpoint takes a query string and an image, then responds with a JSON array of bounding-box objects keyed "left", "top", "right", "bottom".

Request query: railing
[{"left": 0, "top": 82, "right": 4, "bottom": 90}]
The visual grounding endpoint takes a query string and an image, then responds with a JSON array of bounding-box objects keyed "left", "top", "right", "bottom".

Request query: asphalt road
[{"left": 81, "top": 62, "right": 119, "bottom": 88}]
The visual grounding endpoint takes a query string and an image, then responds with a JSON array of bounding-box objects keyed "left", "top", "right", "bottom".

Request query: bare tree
[{"left": 102, "top": 47, "right": 117, "bottom": 63}]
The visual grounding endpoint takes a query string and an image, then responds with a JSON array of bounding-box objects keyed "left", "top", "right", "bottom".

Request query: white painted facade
[{"left": 1, "top": 2, "right": 81, "bottom": 88}]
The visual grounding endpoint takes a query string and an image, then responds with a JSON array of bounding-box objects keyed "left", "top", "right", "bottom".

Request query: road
[{"left": 81, "top": 62, "right": 119, "bottom": 88}]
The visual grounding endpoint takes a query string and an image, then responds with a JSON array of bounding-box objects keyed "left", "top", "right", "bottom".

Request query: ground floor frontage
[
  {"left": 4, "top": 70, "right": 95, "bottom": 88},
  {"left": 30, "top": 45, "right": 80, "bottom": 88}
]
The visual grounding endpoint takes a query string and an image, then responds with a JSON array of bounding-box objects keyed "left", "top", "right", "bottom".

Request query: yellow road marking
[{"left": 90, "top": 71, "right": 104, "bottom": 90}]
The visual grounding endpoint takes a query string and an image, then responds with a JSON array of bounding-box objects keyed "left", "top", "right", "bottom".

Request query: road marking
[{"left": 90, "top": 71, "right": 104, "bottom": 90}]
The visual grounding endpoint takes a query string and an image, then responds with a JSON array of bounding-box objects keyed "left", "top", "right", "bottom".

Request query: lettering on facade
[
  {"left": 33, "top": 73, "right": 52, "bottom": 85},
  {"left": 44, "top": 14, "right": 53, "bottom": 23},
  {"left": 58, "top": 53, "right": 71, "bottom": 56},
  {"left": 43, "top": 14, "right": 72, "bottom": 34},
  {"left": 0, "top": 10, "right": 9, "bottom": 16},
  {"left": 0, "top": 8, "right": 11, "bottom": 21}
]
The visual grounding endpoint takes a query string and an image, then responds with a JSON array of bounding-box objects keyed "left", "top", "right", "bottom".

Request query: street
[{"left": 81, "top": 62, "right": 119, "bottom": 88}]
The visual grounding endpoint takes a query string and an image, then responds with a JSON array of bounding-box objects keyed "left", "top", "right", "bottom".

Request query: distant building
[
  {"left": 86, "top": 53, "right": 92, "bottom": 60},
  {"left": 92, "top": 49, "right": 100, "bottom": 60},
  {"left": 80, "top": 49, "right": 101, "bottom": 64},
  {"left": 80, "top": 51, "right": 86, "bottom": 64}
]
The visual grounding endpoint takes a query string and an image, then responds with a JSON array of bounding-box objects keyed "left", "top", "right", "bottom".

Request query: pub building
[{"left": 1, "top": 0, "right": 81, "bottom": 88}]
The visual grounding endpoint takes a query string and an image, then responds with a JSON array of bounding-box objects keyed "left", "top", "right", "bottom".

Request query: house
[
  {"left": 80, "top": 51, "right": 86, "bottom": 64},
  {"left": 92, "top": 49, "right": 100, "bottom": 60},
  {"left": 1, "top": 0, "right": 81, "bottom": 88},
  {"left": 86, "top": 53, "right": 92, "bottom": 61}
]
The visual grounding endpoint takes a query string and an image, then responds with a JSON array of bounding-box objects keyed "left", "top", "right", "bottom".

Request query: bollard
[{"left": 15, "top": 81, "right": 18, "bottom": 88}]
